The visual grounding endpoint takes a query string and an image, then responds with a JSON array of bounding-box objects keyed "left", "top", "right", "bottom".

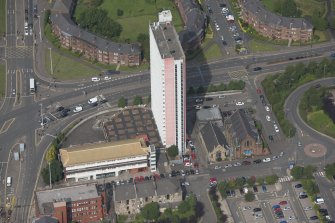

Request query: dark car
[
  {"left": 175, "top": 171, "right": 181, "bottom": 176},
  {"left": 205, "top": 97, "right": 213, "bottom": 101},
  {"left": 253, "top": 186, "right": 258, "bottom": 192},
  {"left": 226, "top": 190, "right": 231, "bottom": 197},
  {"left": 60, "top": 110, "right": 68, "bottom": 117},
  {"left": 294, "top": 183, "right": 302, "bottom": 188},
  {"left": 253, "top": 159, "right": 262, "bottom": 164},
  {"left": 239, "top": 188, "right": 245, "bottom": 195},
  {"left": 106, "top": 70, "right": 120, "bottom": 75},
  {"left": 299, "top": 194, "right": 308, "bottom": 199},
  {"left": 262, "top": 185, "right": 267, "bottom": 192},
  {"left": 269, "top": 135, "right": 274, "bottom": 141},
  {"left": 259, "top": 95, "right": 265, "bottom": 100},
  {"left": 331, "top": 53, "right": 335, "bottom": 58},
  {"left": 253, "top": 67, "right": 262, "bottom": 71},
  {"left": 242, "top": 161, "right": 251, "bottom": 165},
  {"left": 56, "top": 106, "right": 64, "bottom": 112},
  {"left": 314, "top": 83, "right": 321, "bottom": 88},
  {"left": 202, "top": 106, "right": 211, "bottom": 109},
  {"left": 144, "top": 176, "right": 150, "bottom": 181},
  {"left": 219, "top": 3, "right": 226, "bottom": 7},
  {"left": 230, "top": 190, "right": 236, "bottom": 196},
  {"left": 310, "top": 216, "right": 318, "bottom": 220},
  {"left": 253, "top": 207, "right": 261, "bottom": 212},
  {"left": 222, "top": 41, "right": 227, "bottom": 45}
]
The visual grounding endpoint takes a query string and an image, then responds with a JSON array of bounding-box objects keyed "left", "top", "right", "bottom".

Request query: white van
[
  {"left": 7, "top": 177, "right": 12, "bottom": 187},
  {"left": 315, "top": 197, "right": 324, "bottom": 204},
  {"left": 88, "top": 97, "right": 98, "bottom": 104},
  {"left": 91, "top": 77, "right": 100, "bottom": 82}
]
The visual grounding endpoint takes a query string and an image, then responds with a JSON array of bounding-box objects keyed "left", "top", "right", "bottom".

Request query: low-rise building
[
  {"left": 35, "top": 184, "right": 104, "bottom": 223},
  {"left": 50, "top": 0, "right": 141, "bottom": 66},
  {"left": 238, "top": 0, "right": 313, "bottom": 42},
  {"left": 60, "top": 138, "right": 156, "bottom": 182},
  {"left": 224, "top": 109, "right": 264, "bottom": 158},
  {"left": 114, "top": 179, "right": 182, "bottom": 215}
]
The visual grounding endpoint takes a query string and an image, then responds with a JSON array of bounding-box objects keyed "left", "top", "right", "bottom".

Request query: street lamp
[
  {"left": 48, "top": 161, "right": 52, "bottom": 189},
  {"left": 49, "top": 48, "right": 53, "bottom": 75}
]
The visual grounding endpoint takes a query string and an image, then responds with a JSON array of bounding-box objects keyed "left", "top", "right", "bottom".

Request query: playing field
[{"left": 74, "top": 0, "right": 183, "bottom": 42}]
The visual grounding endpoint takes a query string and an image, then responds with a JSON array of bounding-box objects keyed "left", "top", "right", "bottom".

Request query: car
[
  {"left": 272, "top": 155, "right": 279, "bottom": 160},
  {"left": 216, "top": 26, "right": 220, "bottom": 31},
  {"left": 230, "top": 190, "right": 236, "bottom": 196},
  {"left": 233, "top": 162, "right": 241, "bottom": 166},
  {"left": 274, "top": 124, "right": 279, "bottom": 132},
  {"left": 91, "top": 77, "right": 100, "bottom": 82},
  {"left": 205, "top": 97, "right": 213, "bottom": 101},
  {"left": 236, "top": 101, "right": 244, "bottom": 106},
  {"left": 25, "top": 29, "right": 29, "bottom": 36},
  {"left": 202, "top": 106, "right": 211, "bottom": 109},
  {"left": 299, "top": 191, "right": 307, "bottom": 196},
  {"left": 280, "top": 221, "right": 288, "bottom": 223},
  {"left": 253, "top": 67, "right": 262, "bottom": 71},
  {"left": 279, "top": 151, "right": 284, "bottom": 156},
  {"left": 253, "top": 186, "right": 258, "bottom": 192},
  {"left": 73, "top": 106, "right": 83, "bottom": 113},
  {"left": 310, "top": 216, "right": 318, "bottom": 220},
  {"left": 265, "top": 106, "right": 270, "bottom": 111},
  {"left": 88, "top": 97, "right": 98, "bottom": 104},
  {"left": 104, "top": 76, "right": 112, "bottom": 80},
  {"left": 195, "top": 105, "right": 202, "bottom": 110},
  {"left": 283, "top": 206, "right": 291, "bottom": 211},
  {"left": 279, "top": 201, "right": 288, "bottom": 205},
  {"left": 225, "top": 164, "right": 233, "bottom": 168},
  {"left": 314, "top": 83, "right": 321, "bottom": 88},
  {"left": 242, "top": 206, "right": 251, "bottom": 211},
  {"left": 253, "top": 207, "right": 261, "bottom": 212},
  {"left": 269, "top": 135, "right": 274, "bottom": 141},
  {"left": 195, "top": 98, "right": 203, "bottom": 103},
  {"left": 219, "top": 3, "right": 226, "bottom": 7},
  {"left": 226, "top": 190, "right": 231, "bottom": 197},
  {"left": 242, "top": 161, "right": 251, "bottom": 165},
  {"left": 272, "top": 205, "right": 280, "bottom": 209},
  {"left": 106, "top": 70, "right": 120, "bottom": 75},
  {"left": 266, "top": 115, "right": 271, "bottom": 121},
  {"left": 214, "top": 165, "right": 221, "bottom": 170},
  {"left": 298, "top": 141, "right": 302, "bottom": 147},
  {"left": 222, "top": 41, "right": 227, "bottom": 45},
  {"left": 262, "top": 158, "right": 271, "bottom": 162},
  {"left": 299, "top": 194, "right": 308, "bottom": 199},
  {"left": 295, "top": 183, "right": 302, "bottom": 188},
  {"left": 239, "top": 188, "right": 245, "bottom": 195},
  {"left": 253, "top": 159, "right": 262, "bottom": 164}
]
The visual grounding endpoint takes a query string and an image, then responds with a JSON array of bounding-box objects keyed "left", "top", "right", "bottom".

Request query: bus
[{"left": 29, "top": 78, "right": 35, "bottom": 94}]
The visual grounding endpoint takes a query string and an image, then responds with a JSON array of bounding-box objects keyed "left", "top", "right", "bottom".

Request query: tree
[
  {"left": 291, "top": 166, "right": 305, "bottom": 180},
  {"left": 118, "top": 97, "right": 127, "bottom": 108},
  {"left": 41, "top": 160, "right": 63, "bottom": 185},
  {"left": 301, "top": 179, "right": 319, "bottom": 196},
  {"left": 46, "top": 145, "right": 57, "bottom": 162},
  {"left": 247, "top": 176, "right": 256, "bottom": 187},
  {"left": 235, "top": 177, "right": 246, "bottom": 188},
  {"left": 256, "top": 177, "right": 264, "bottom": 185},
  {"left": 265, "top": 174, "right": 279, "bottom": 185},
  {"left": 141, "top": 202, "right": 160, "bottom": 221},
  {"left": 117, "top": 9, "right": 124, "bottom": 16},
  {"left": 244, "top": 191, "right": 255, "bottom": 202},
  {"left": 158, "top": 208, "right": 181, "bottom": 223},
  {"left": 137, "top": 33, "right": 149, "bottom": 61},
  {"left": 325, "top": 163, "right": 335, "bottom": 180},
  {"left": 133, "top": 95, "right": 143, "bottom": 105},
  {"left": 167, "top": 145, "right": 178, "bottom": 158}
]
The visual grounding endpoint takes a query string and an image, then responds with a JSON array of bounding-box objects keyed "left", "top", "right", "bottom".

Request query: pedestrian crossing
[
  {"left": 228, "top": 69, "right": 248, "bottom": 80},
  {"left": 278, "top": 175, "right": 293, "bottom": 183},
  {"left": 5, "top": 46, "right": 33, "bottom": 58},
  {"left": 313, "top": 171, "right": 325, "bottom": 177}
]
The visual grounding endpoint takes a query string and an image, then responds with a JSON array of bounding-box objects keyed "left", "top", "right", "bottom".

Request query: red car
[
  {"left": 210, "top": 177, "right": 217, "bottom": 183},
  {"left": 139, "top": 176, "right": 144, "bottom": 182},
  {"left": 279, "top": 201, "right": 288, "bottom": 205}
]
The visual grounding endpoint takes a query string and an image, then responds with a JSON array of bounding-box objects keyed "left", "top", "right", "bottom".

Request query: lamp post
[
  {"left": 49, "top": 48, "right": 53, "bottom": 75},
  {"left": 48, "top": 161, "right": 52, "bottom": 189},
  {"left": 323, "top": 64, "right": 326, "bottom": 79}
]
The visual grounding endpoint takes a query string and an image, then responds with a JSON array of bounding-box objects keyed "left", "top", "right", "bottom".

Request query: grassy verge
[
  {"left": 0, "top": 63, "right": 5, "bottom": 98},
  {"left": 44, "top": 49, "right": 99, "bottom": 80},
  {"left": 0, "top": 0, "right": 5, "bottom": 35},
  {"left": 306, "top": 110, "right": 335, "bottom": 138},
  {"left": 249, "top": 39, "right": 279, "bottom": 52}
]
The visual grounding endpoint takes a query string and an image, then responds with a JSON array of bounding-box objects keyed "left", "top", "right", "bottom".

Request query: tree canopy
[
  {"left": 273, "top": 0, "right": 301, "bottom": 17},
  {"left": 167, "top": 145, "right": 178, "bottom": 158},
  {"left": 141, "top": 202, "right": 160, "bottom": 221},
  {"left": 133, "top": 96, "right": 143, "bottom": 105},
  {"left": 77, "top": 8, "right": 122, "bottom": 40},
  {"left": 118, "top": 97, "right": 127, "bottom": 108},
  {"left": 41, "top": 159, "right": 63, "bottom": 185}
]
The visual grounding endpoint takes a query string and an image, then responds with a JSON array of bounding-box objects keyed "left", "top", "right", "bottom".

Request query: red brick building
[
  {"left": 50, "top": 0, "right": 141, "bottom": 66},
  {"left": 35, "top": 184, "right": 105, "bottom": 223},
  {"left": 238, "top": 0, "right": 313, "bottom": 42}
]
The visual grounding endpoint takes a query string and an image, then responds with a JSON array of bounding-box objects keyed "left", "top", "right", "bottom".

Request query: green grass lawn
[
  {"left": 0, "top": 0, "right": 6, "bottom": 35},
  {"left": 261, "top": 0, "right": 326, "bottom": 18},
  {"left": 307, "top": 110, "right": 335, "bottom": 138},
  {"left": 44, "top": 49, "right": 100, "bottom": 80},
  {"left": 189, "top": 38, "right": 222, "bottom": 62},
  {"left": 74, "top": 0, "right": 183, "bottom": 42},
  {"left": 249, "top": 39, "right": 279, "bottom": 52},
  {"left": 314, "top": 30, "right": 330, "bottom": 42},
  {"left": 0, "top": 63, "right": 5, "bottom": 98}
]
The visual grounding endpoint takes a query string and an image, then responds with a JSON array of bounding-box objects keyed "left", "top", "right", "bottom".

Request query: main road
[{"left": 1, "top": 1, "right": 335, "bottom": 222}]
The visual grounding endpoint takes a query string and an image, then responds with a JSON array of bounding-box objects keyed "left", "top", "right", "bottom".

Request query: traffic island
[{"left": 304, "top": 143, "right": 327, "bottom": 158}]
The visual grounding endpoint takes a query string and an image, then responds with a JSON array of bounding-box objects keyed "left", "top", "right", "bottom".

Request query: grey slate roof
[
  {"left": 136, "top": 181, "right": 156, "bottom": 198},
  {"left": 200, "top": 122, "right": 227, "bottom": 153},
  {"left": 228, "top": 109, "right": 259, "bottom": 142},
  {"left": 114, "top": 183, "right": 136, "bottom": 201},
  {"left": 50, "top": 13, "right": 140, "bottom": 55},
  {"left": 177, "top": 0, "right": 206, "bottom": 49},
  {"left": 36, "top": 184, "right": 99, "bottom": 215},
  {"left": 196, "top": 107, "right": 222, "bottom": 122},
  {"left": 241, "top": 0, "right": 313, "bottom": 30},
  {"left": 156, "top": 178, "right": 180, "bottom": 196}
]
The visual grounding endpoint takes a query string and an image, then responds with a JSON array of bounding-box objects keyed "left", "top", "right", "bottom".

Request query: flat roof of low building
[
  {"left": 60, "top": 138, "right": 148, "bottom": 167},
  {"left": 196, "top": 107, "right": 222, "bottom": 122},
  {"left": 36, "top": 184, "right": 99, "bottom": 215}
]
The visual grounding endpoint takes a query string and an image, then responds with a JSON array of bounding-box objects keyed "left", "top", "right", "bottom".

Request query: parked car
[
  {"left": 266, "top": 115, "right": 271, "bottom": 121},
  {"left": 294, "top": 183, "right": 302, "bottom": 188},
  {"left": 253, "top": 207, "right": 261, "bottom": 212},
  {"left": 73, "top": 106, "right": 83, "bottom": 113},
  {"left": 253, "top": 159, "right": 262, "bottom": 164},
  {"left": 253, "top": 186, "right": 258, "bottom": 192},
  {"left": 262, "top": 185, "right": 267, "bottom": 192},
  {"left": 253, "top": 67, "right": 262, "bottom": 71},
  {"left": 236, "top": 101, "right": 244, "bottom": 106},
  {"left": 91, "top": 77, "right": 100, "bottom": 82},
  {"left": 279, "top": 201, "right": 288, "bottom": 205},
  {"left": 303, "top": 206, "right": 312, "bottom": 211},
  {"left": 242, "top": 161, "right": 251, "bottom": 165},
  {"left": 262, "top": 158, "right": 271, "bottom": 162},
  {"left": 310, "top": 216, "right": 318, "bottom": 220}
]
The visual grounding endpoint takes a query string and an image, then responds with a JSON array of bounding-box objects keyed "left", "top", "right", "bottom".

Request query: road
[{"left": 0, "top": 1, "right": 335, "bottom": 222}]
